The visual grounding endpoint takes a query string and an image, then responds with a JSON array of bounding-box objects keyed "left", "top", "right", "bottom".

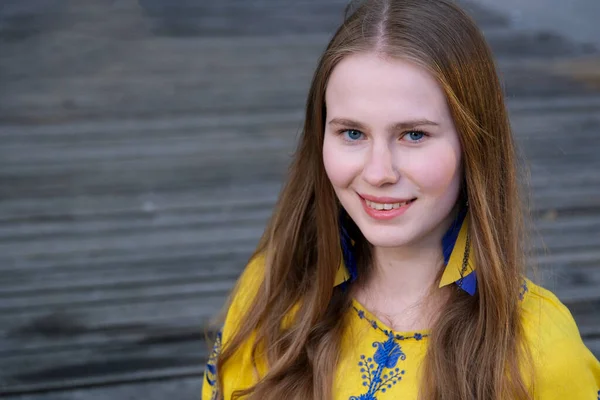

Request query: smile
[
  {"left": 364, "top": 199, "right": 412, "bottom": 210},
  {"left": 359, "top": 195, "right": 416, "bottom": 220}
]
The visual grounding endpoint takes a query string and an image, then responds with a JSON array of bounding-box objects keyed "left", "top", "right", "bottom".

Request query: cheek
[
  {"left": 322, "top": 136, "right": 361, "bottom": 188},
  {"left": 408, "top": 145, "right": 461, "bottom": 196}
]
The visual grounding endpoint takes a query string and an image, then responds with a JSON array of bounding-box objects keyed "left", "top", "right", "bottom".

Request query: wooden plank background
[{"left": 0, "top": 0, "right": 599, "bottom": 398}]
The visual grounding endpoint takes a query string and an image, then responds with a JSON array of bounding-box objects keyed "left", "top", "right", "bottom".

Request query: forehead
[{"left": 325, "top": 52, "right": 450, "bottom": 123}]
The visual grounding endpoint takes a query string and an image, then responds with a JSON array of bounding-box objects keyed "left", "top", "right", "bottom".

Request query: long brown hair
[{"left": 214, "top": 0, "right": 532, "bottom": 398}]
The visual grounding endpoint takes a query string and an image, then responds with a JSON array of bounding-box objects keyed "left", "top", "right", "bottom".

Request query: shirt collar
[{"left": 334, "top": 210, "right": 477, "bottom": 296}]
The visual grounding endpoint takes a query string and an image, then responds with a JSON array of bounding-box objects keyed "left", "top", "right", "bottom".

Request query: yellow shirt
[
  {"left": 201, "top": 253, "right": 600, "bottom": 399},
  {"left": 201, "top": 208, "right": 600, "bottom": 400}
]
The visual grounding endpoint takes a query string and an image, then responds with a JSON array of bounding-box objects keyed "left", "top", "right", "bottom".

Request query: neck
[
  {"left": 352, "top": 224, "right": 453, "bottom": 331},
  {"left": 365, "top": 239, "right": 444, "bottom": 306},
  {"left": 351, "top": 208, "right": 461, "bottom": 331}
]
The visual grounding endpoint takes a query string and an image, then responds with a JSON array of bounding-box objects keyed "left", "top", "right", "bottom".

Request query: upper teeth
[{"left": 365, "top": 199, "right": 410, "bottom": 210}]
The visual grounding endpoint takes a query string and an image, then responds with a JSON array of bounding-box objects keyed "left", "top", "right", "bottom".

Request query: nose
[{"left": 362, "top": 142, "right": 399, "bottom": 187}]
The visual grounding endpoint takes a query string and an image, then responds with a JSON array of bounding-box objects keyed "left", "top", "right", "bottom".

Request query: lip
[
  {"left": 359, "top": 193, "right": 414, "bottom": 203},
  {"left": 358, "top": 194, "right": 416, "bottom": 221}
]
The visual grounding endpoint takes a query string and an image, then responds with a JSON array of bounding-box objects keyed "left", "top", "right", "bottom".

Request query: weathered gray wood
[
  {"left": 1, "top": 18, "right": 596, "bottom": 124},
  {"left": 0, "top": 341, "right": 208, "bottom": 395},
  {"left": 6, "top": 376, "right": 203, "bottom": 400},
  {"left": 0, "top": 182, "right": 281, "bottom": 223},
  {"left": 0, "top": 294, "right": 225, "bottom": 345}
]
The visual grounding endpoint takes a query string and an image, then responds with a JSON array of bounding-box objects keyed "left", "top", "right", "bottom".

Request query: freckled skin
[{"left": 323, "top": 52, "right": 462, "bottom": 249}]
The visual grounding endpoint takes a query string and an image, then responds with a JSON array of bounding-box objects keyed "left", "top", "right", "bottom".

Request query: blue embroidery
[
  {"left": 353, "top": 305, "right": 429, "bottom": 340},
  {"left": 205, "top": 329, "right": 222, "bottom": 399},
  {"left": 519, "top": 279, "right": 529, "bottom": 301},
  {"left": 350, "top": 335, "right": 407, "bottom": 399},
  {"left": 596, "top": 388, "right": 599, "bottom": 400},
  {"left": 349, "top": 306, "right": 428, "bottom": 399}
]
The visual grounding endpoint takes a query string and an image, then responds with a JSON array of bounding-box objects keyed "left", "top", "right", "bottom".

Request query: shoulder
[
  {"left": 520, "top": 279, "right": 600, "bottom": 398},
  {"left": 201, "top": 253, "right": 267, "bottom": 400},
  {"left": 218, "top": 252, "right": 266, "bottom": 351},
  {"left": 520, "top": 279, "right": 581, "bottom": 342},
  {"left": 226, "top": 253, "right": 266, "bottom": 319}
]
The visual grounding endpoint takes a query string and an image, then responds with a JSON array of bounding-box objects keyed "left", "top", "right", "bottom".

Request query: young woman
[{"left": 202, "top": 0, "right": 600, "bottom": 399}]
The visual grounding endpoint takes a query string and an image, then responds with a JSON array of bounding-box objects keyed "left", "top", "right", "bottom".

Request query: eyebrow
[{"left": 328, "top": 118, "right": 439, "bottom": 131}]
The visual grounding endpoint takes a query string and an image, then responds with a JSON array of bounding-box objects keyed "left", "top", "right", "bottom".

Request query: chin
[{"left": 359, "top": 226, "right": 418, "bottom": 248}]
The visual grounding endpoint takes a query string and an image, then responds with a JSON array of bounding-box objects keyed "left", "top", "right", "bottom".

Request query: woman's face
[{"left": 323, "top": 52, "right": 462, "bottom": 249}]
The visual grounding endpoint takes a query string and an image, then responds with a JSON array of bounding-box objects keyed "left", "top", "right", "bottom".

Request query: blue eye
[
  {"left": 405, "top": 131, "right": 425, "bottom": 142},
  {"left": 343, "top": 129, "right": 364, "bottom": 141}
]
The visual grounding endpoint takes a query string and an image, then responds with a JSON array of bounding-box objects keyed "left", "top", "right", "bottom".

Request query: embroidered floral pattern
[
  {"left": 350, "top": 335, "right": 407, "bottom": 400},
  {"left": 348, "top": 277, "right": 530, "bottom": 400},
  {"left": 349, "top": 306, "right": 429, "bottom": 399},
  {"left": 205, "top": 329, "right": 222, "bottom": 400}
]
